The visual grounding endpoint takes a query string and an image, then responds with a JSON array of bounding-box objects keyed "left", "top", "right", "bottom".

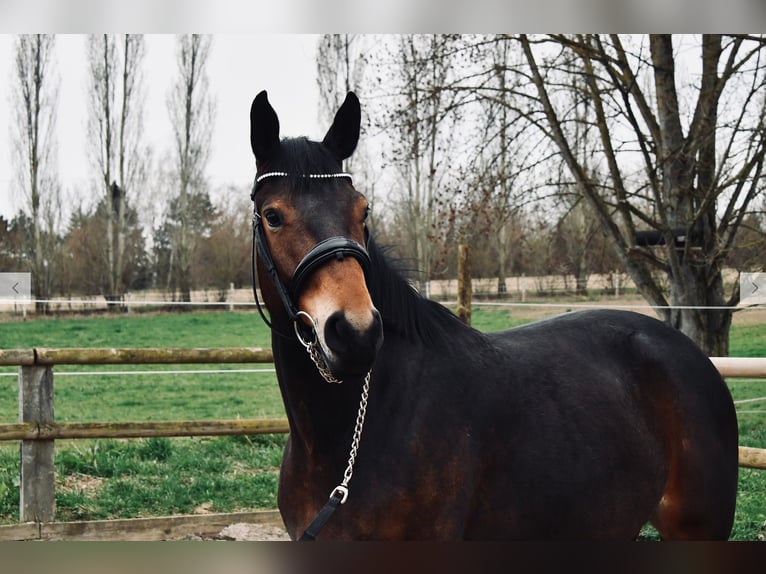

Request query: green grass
[
  {"left": 0, "top": 434, "right": 286, "bottom": 522},
  {"left": 0, "top": 307, "right": 765, "bottom": 539},
  {"left": 43, "top": 369, "right": 282, "bottom": 423},
  {"left": 469, "top": 307, "right": 530, "bottom": 332},
  {"left": 0, "top": 310, "right": 282, "bottom": 424},
  {"left": 0, "top": 310, "right": 285, "bottom": 526},
  {"left": 0, "top": 309, "right": 272, "bottom": 349},
  {"left": 729, "top": 322, "right": 766, "bottom": 357}
]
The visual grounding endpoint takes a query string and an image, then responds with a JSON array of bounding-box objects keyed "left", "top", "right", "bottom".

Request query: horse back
[
  {"left": 476, "top": 309, "right": 738, "bottom": 539},
  {"left": 491, "top": 309, "right": 735, "bottom": 425}
]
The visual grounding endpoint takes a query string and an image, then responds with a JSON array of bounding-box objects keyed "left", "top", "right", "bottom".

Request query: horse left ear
[{"left": 322, "top": 92, "right": 361, "bottom": 161}]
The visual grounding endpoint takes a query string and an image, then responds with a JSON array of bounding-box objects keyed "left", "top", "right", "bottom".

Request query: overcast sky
[
  {"left": 0, "top": 34, "right": 323, "bottom": 220},
  {"left": 2, "top": 0, "right": 766, "bottom": 221}
]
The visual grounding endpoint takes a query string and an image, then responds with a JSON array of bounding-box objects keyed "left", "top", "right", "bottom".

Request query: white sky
[
  {"left": 0, "top": 34, "right": 323, "bottom": 220},
  {"left": 2, "top": 0, "right": 765, "bottom": 222}
]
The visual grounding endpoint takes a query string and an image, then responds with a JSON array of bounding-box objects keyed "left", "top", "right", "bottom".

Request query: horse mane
[{"left": 366, "top": 235, "right": 488, "bottom": 352}]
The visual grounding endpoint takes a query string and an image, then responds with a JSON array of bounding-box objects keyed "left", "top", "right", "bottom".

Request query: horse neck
[{"left": 271, "top": 334, "right": 366, "bottom": 453}]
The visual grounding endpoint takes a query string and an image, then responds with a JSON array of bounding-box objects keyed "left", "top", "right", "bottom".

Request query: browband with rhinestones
[{"left": 252, "top": 172, "right": 353, "bottom": 198}]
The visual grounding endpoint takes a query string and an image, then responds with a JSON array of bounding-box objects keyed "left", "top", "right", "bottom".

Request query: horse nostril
[
  {"left": 370, "top": 308, "right": 383, "bottom": 337},
  {"left": 324, "top": 310, "right": 383, "bottom": 361},
  {"left": 325, "top": 312, "right": 353, "bottom": 355}
]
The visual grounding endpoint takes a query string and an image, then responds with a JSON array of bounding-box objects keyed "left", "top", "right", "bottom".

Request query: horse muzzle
[{"left": 321, "top": 308, "right": 384, "bottom": 378}]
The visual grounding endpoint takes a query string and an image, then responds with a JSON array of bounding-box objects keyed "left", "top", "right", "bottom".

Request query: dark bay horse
[{"left": 248, "top": 90, "right": 739, "bottom": 540}]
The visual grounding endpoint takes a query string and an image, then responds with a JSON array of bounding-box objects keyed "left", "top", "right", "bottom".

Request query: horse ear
[
  {"left": 250, "top": 90, "right": 280, "bottom": 163},
  {"left": 322, "top": 92, "right": 361, "bottom": 161}
]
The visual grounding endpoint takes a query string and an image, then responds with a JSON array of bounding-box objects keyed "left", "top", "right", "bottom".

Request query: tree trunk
[{"left": 652, "top": 34, "right": 731, "bottom": 356}]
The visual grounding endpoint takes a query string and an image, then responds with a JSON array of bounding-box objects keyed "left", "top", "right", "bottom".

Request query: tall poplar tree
[
  {"left": 87, "top": 34, "right": 146, "bottom": 308},
  {"left": 11, "top": 34, "right": 60, "bottom": 313},
  {"left": 167, "top": 34, "right": 215, "bottom": 302}
]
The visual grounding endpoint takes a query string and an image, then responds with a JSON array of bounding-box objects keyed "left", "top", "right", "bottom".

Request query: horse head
[{"left": 249, "top": 90, "right": 383, "bottom": 380}]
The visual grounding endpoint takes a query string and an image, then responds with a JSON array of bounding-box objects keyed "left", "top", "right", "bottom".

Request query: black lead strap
[{"left": 298, "top": 490, "right": 346, "bottom": 541}]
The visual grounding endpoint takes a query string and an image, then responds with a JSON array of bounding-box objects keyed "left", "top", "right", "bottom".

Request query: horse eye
[
  {"left": 363, "top": 206, "right": 371, "bottom": 222},
  {"left": 263, "top": 209, "right": 282, "bottom": 228}
]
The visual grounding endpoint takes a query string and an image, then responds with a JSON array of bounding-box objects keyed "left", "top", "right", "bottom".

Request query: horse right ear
[{"left": 250, "top": 91, "right": 281, "bottom": 164}]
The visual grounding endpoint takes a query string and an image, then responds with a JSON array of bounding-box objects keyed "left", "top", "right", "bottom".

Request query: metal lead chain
[
  {"left": 294, "top": 311, "right": 342, "bottom": 384},
  {"left": 307, "top": 344, "right": 343, "bottom": 385},
  {"left": 292, "top": 310, "right": 372, "bottom": 505},
  {"left": 333, "top": 369, "right": 371, "bottom": 504}
]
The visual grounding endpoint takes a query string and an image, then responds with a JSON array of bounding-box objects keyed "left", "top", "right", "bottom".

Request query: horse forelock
[{"left": 271, "top": 137, "right": 343, "bottom": 177}]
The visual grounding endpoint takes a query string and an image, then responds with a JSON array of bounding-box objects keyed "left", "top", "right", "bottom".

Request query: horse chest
[{"left": 277, "top": 424, "right": 479, "bottom": 540}]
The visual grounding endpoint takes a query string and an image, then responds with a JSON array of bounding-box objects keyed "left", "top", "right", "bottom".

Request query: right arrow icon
[{"left": 740, "top": 272, "right": 766, "bottom": 305}]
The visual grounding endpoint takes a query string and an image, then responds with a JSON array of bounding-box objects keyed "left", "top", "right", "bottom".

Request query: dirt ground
[
  {"left": 731, "top": 305, "right": 766, "bottom": 326},
  {"left": 218, "top": 522, "right": 291, "bottom": 541},
  {"left": 191, "top": 522, "right": 290, "bottom": 541}
]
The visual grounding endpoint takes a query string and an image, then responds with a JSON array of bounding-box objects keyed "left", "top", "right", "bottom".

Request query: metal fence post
[{"left": 18, "top": 365, "right": 55, "bottom": 523}]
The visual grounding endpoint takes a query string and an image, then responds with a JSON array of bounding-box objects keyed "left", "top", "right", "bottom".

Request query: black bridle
[
  {"left": 250, "top": 171, "right": 376, "bottom": 541},
  {"left": 250, "top": 171, "right": 372, "bottom": 339}
]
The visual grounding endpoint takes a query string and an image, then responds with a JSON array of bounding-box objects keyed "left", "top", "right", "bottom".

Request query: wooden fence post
[
  {"left": 18, "top": 365, "right": 55, "bottom": 523},
  {"left": 457, "top": 244, "right": 472, "bottom": 325}
]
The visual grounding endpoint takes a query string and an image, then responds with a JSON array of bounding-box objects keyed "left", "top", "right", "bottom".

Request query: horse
[{"left": 248, "top": 90, "right": 739, "bottom": 540}]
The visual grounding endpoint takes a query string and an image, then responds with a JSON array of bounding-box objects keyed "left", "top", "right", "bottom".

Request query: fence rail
[
  {"left": 0, "top": 347, "right": 765, "bottom": 539},
  {"left": 0, "top": 419, "right": 290, "bottom": 441},
  {"left": 0, "top": 346, "right": 273, "bottom": 366}
]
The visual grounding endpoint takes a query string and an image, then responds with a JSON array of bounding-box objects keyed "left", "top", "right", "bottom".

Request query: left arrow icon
[{"left": 0, "top": 273, "right": 31, "bottom": 298}]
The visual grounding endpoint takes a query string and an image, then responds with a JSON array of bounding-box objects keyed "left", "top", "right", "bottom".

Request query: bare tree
[
  {"left": 367, "top": 33, "right": 764, "bottom": 354},
  {"left": 10, "top": 34, "right": 61, "bottom": 314},
  {"left": 86, "top": 34, "right": 147, "bottom": 308},
  {"left": 368, "top": 35, "right": 548, "bottom": 291},
  {"left": 167, "top": 34, "right": 215, "bottom": 303},
  {"left": 316, "top": 35, "right": 384, "bottom": 230},
  {"left": 372, "top": 35, "right": 466, "bottom": 291},
  {"left": 517, "top": 34, "right": 766, "bottom": 355},
  {"left": 194, "top": 190, "right": 252, "bottom": 297},
  {"left": 550, "top": 198, "right": 602, "bottom": 295},
  {"left": 456, "top": 36, "right": 546, "bottom": 295},
  {"left": 317, "top": 35, "right": 365, "bottom": 123}
]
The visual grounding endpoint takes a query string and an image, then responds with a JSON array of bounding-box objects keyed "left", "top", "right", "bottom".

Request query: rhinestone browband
[
  {"left": 256, "top": 171, "right": 352, "bottom": 184},
  {"left": 252, "top": 171, "right": 353, "bottom": 198}
]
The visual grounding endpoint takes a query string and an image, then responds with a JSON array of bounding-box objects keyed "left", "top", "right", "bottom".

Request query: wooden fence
[
  {"left": 1, "top": 347, "right": 286, "bottom": 540},
  {"left": 0, "top": 347, "right": 765, "bottom": 540}
]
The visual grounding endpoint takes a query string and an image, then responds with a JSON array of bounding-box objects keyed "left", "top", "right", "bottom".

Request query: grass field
[{"left": 0, "top": 306, "right": 764, "bottom": 539}]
